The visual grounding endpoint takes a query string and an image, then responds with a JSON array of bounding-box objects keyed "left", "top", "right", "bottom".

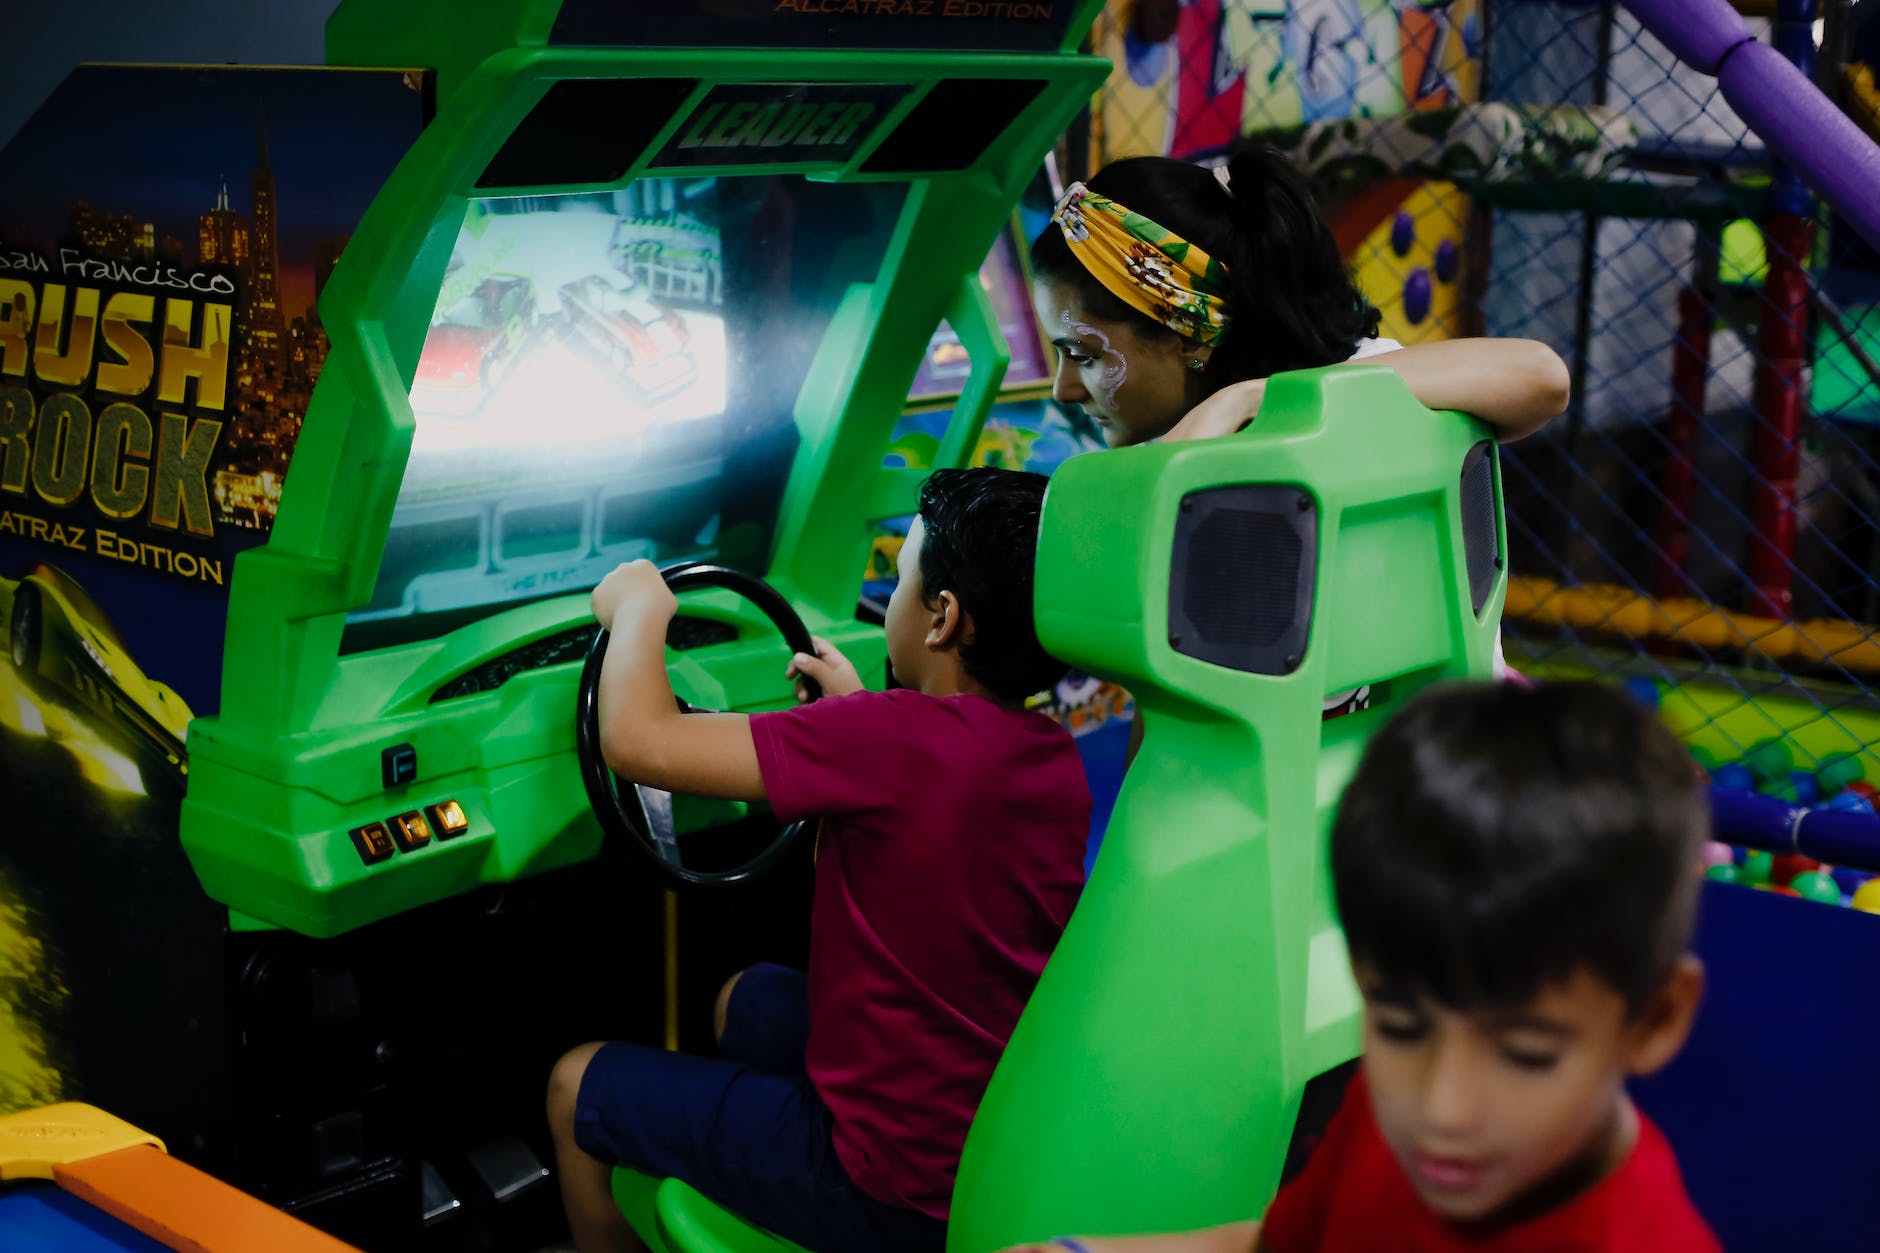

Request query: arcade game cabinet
[{"left": 0, "top": 1, "right": 1106, "bottom": 1249}]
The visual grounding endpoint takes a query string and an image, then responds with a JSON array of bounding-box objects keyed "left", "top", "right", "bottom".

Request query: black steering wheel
[{"left": 577, "top": 562, "right": 822, "bottom": 890}]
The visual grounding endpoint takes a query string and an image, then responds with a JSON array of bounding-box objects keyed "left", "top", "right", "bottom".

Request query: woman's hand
[
  {"left": 786, "top": 635, "right": 865, "bottom": 701},
  {"left": 1163, "top": 378, "right": 1268, "bottom": 443}
]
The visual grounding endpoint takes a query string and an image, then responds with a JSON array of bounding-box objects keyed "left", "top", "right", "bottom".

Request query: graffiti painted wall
[
  {"left": 1087, "top": 0, "right": 1483, "bottom": 346},
  {"left": 1089, "top": 0, "right": 1481, "bottom": 164}
]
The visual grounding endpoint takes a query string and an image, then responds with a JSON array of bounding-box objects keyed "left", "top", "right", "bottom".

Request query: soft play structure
[{"left": 0, "top": 1104, "right": 363, "bottom": 1253}]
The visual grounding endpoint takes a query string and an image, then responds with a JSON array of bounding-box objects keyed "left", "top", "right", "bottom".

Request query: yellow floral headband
[{"left": 1050, "top": 182, "right": 1232, "bottom": 347}]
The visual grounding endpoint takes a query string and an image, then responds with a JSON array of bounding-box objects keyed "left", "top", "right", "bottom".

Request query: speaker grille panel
[
  {"left": 1168, "top": 485, "right": 1317, "bottom": 675},
  {"left": 1460, "top": 440, "right": 1501, "bottom": 617}
]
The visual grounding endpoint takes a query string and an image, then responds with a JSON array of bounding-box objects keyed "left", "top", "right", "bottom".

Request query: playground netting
[{"left": 1072, "top": 0, "right": 1880, "bottom": 775}]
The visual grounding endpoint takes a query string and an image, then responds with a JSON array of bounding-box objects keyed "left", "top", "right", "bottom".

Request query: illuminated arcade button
[
  {"left": 389, "top": 811, "right": 433, "bottom": 852},
  {"left": 426, "top": 800, "right": 469, "bottom": 839},
  {"left": 349, "top": 822, "right": 396, "bottom": 865}
]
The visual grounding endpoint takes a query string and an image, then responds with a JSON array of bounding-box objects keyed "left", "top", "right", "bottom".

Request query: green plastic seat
[
  {"left": 612, "top": 1168, "right": 809, "bottom": 1253},
  {"left": 617, "top": 365, "right": 1504, "bottom": 1251},
  {"left": 949, "top": 366, "right": 1504, "bottom": 1249}
]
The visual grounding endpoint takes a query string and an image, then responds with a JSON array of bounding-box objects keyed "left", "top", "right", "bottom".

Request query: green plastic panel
[{"left": 948, "top": 366, "right": 1505, "bottom": 1249}]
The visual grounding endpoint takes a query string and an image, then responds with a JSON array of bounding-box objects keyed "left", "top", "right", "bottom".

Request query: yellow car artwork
[{"left": 2, "top": 564, "right": 195, "bottom": 780}]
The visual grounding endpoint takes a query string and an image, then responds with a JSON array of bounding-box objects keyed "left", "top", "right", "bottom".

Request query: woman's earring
[{"left": 1187, "top": 358, "right": 1206, "bottom": 371}]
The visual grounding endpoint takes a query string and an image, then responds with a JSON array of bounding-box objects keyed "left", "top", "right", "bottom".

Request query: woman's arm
[
  {"left": 1001, "top": 1222, "right": 1262, "bottom": 1253},
  {"left": 1165, "top": 338, "right": 1569, "bottom": 444},
  {"left": 1364, "top": 337, "right": 1569, "bottom": 442}
]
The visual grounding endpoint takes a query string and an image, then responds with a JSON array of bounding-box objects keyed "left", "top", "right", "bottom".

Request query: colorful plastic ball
[
  {"left": 1402, "top": 268, "right": 1432, "bottom": 324},
  {"left": 1689, "top": 744, "right": 1721, "bottom": 773},
  {"left": 1852, "top": 879, "right": 1880, "bottom": 913},
  {"left": 1434, "top": 239, "right": 1460, "bottom": 283},
  {"left": 1788, "top": 771, "right": 1820, "bottom": 805},
  {"left": 1705, "top": 863, "right": 1744, "bottom": 885},
  {"left": 1849, "top": 781, "right": 1878, "bottom": 801},
  {"left": 1739, "top": 850, "right": 1774, "bottom": 885},
  {"left": 1622, "top": 677, "right": 1660, "bottom": 709},
  {"left": 1743, "top": 738, "right": 1795, "bottom": 786},
  {"left": 1820, "top": 790, "right": 1876, "bottom": 815},
  {"left": 1769, "top": 854, "right": 1818, "bottom": 887},
  {"left": 1702, "top": 841, "right": 1735, "bottom": 868},
  {"left": 1122, "top": 26, "right": 1173, "bottom": 82},
  {"left": 1814, "top": 751, "right": 1866, "bottom": 797},
  {"left": 1770, "top": 886, "right": 1801, "bottom": 897},
  {"left": 1832, "top": 867, "right": 1875, "bottom": 895},
  {"left": 1711, "top": 762, "right": 1755, "bottom": 792},
  {"left": 1790, "top": 871, "right": 1844, "bottom": 905},
  {"left": 1391, "top": 211, "right": 1416, "bottom": 258}
]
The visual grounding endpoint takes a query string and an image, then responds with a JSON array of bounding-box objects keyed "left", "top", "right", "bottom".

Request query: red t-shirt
[
  {"left": 1262, "top": 1071, "right": 1719, "bottom": 1251},
  {"left": 749, "top": 689, "right": 1090, "bottom": 1219}
]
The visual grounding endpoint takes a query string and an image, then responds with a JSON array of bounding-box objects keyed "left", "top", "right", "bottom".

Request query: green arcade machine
[
  {"left": 164, "top": 0, "right": 1111, "bottom": 1246},
  {"left": 182, "top": 0, "right": 1109, "bottom": 940}
]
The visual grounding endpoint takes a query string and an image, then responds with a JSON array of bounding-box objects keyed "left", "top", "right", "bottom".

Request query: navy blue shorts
[{"left": 573, "top": 963, "right": 946, "bottom": 1253}]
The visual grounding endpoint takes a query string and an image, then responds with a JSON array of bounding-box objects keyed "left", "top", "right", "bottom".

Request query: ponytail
[{"left": 1206, "top": 145, "right": 1380, "bottom": 389}]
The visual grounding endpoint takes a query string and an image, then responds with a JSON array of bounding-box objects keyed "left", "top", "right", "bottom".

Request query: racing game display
[{"left": 342, "top": 177, "right": 904, "bottom": 651}]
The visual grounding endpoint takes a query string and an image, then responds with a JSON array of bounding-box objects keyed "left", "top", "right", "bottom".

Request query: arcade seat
[
  {"left": 0, "top": 1104, "right": 363, "bottom": 1253},
  {"left": 613, "top": 1170, "right": 805, "bottom": 1253},
  {"left": 620, "top": 364, "right": 1505, "bottom": 1251}
]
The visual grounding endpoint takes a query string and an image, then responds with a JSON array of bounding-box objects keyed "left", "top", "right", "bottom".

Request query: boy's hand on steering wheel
[
  {"left": 787, "top": 636, "right": 864, "bottom": 702},
  {"left": 591, "top": 559, "right": 678, "bottom": 631}
]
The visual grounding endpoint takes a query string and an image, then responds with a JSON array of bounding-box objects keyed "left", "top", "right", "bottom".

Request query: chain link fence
[{"left": 1077, "top": 0, "right": 1880, "bottom": 790}]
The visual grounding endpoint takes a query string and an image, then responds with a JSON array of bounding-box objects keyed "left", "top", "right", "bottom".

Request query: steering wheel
[{"left": 577, "top": 562, "right": 822, "bottom": 890}]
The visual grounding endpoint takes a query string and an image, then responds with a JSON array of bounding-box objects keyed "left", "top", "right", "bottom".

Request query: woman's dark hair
[
  {"left": 915, "top": 468, "right": 1067, "bottom": 702},
  {"left": 1330, "top": 681, "right": 1708, "bottom": 1016},
  {"left": 1030, "top": 147, "right": 1380, "bottom": 393}
]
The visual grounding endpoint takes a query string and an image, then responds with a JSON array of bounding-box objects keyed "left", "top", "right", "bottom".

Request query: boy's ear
[
  {"left": 1623, "top": 954, "right": 1704, "bottom": 1078},
  {"left": 926, "top": 589, "right": 963, "bottom": 650}
]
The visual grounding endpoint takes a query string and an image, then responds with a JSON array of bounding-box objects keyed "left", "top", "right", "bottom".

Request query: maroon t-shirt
[
  {"left": 1262, "top": 1070, "right": 1721, "bottom": 1251},
  {"left": 749, "top": 689, "right": 1090, "bottom": 1219}
]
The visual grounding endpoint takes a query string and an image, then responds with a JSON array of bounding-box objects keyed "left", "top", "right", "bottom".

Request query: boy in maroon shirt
[
  {"left": 547, "top": 468, "right": 1090, "bottom": 1253},
  {"left": 1010, "top": 681, "right": 1719, "bottom": 1253}
]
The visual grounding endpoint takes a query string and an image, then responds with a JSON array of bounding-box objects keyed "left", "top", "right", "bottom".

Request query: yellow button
[
  {"left": 389, "top": 811, "right": 432, "bottom": 852},
  {"left": 426, "top": 800, "right": 469, "bottom": 839},
  {"left": 349, "top": 822, "right": 395, "bottom": 865}
]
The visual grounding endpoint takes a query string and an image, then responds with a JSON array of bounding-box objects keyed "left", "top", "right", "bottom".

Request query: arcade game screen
[{"left": 342, "top": 175, "right": 904, "bottom": 652}]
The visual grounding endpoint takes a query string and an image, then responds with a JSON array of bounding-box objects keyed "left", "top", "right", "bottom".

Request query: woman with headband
[{"left": 1030, "top": 148, "right": 1568, "bottom": 449}]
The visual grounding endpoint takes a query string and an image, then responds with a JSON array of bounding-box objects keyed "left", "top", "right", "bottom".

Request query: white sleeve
[{"left": 1345, "top": 336, "right": 1404, "bottom": 361}]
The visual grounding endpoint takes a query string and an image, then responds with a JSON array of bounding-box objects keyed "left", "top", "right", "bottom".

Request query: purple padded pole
[
  {"left": 1622, "top": 0, "right": 1880, "bottom": 254},
  {"left": 1623, "top": 0, "right": 1752, "bottom": 69},
  {"left": 1709, "top": 785, "right": 1880, "bottom": 872}
]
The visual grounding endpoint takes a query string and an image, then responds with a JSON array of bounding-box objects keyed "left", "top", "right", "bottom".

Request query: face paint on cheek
[{"left": 1073, "top": 322, "right": 1128, "bottom": 408}]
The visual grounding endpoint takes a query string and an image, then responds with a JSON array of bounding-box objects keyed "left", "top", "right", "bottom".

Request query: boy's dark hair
[
  {"left": 1029, "top": 148, "right": 1381, "bottom": 396},
  {"left": 1331, "top": 681, "right": 1708, "bottom": 1015},
  {"left": 915, "top": 467, "right": 1067, "bottom": 702}
]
